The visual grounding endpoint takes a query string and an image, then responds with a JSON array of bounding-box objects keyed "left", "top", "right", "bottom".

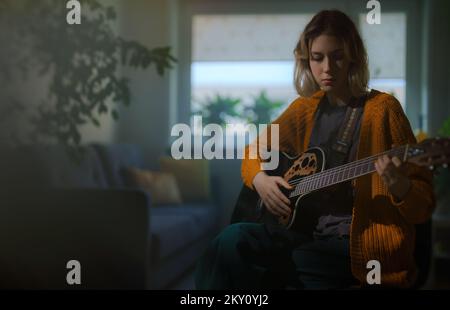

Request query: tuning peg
[
  {"left": 443, "top": 163, "right": 448, "bottom": 169},
  {"left": 429, "top": 165, "right": 435, "bottom": 171}
]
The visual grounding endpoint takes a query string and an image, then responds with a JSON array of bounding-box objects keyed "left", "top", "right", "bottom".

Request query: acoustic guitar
[{"left": 231, "top": 138, "right": 450, "bottom": 230}]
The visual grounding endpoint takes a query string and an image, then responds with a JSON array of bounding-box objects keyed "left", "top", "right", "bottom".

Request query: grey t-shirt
[{"left": 308, "top": 96, "right": 363, "bottom": 239}]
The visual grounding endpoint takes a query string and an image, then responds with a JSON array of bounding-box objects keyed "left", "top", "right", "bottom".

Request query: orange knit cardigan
[{"left": 241, "top": 89, "right": 436, "bottom": 288}]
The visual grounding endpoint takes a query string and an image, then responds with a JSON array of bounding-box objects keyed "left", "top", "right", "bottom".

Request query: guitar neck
[{"left": 289, "top": 145, "right": 408, "bottom": 198}]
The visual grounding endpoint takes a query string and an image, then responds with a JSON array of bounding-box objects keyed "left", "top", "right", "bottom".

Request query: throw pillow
[
  {"left": 125, "top": 167, "right": 183, "bottom": 206},
  {"left": 160, "top": 157, "right": 211, "bottom": 203}
]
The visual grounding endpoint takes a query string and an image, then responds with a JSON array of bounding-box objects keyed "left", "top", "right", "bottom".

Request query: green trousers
[{"left": 195, "top": 223, "right": 358, "bottom": 289}]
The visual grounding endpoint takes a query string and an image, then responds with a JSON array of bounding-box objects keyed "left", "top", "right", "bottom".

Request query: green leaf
[
  {"left": 112, "top": 110, "right": 119, "bottom": 121},
  {"left": 438, "top": 117, "right": 450, "bottom": 137}
]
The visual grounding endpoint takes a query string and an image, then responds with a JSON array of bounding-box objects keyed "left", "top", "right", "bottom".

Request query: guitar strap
[{"left": 330, "top": 95, "right": 366, "bottom": 165}]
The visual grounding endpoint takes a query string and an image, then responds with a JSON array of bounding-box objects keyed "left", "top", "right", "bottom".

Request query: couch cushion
[
  {"left": 160, "top": 157, "right": 211, "bottom": 203},
  {"left": 93, "top": 144, "right": 144, "bottom": 188},
  {"left": 149, "top": 204, "right": 218, "bottom": 263},
  {"left": 124, "top": 168, "right": 183, "bottom": 205}
]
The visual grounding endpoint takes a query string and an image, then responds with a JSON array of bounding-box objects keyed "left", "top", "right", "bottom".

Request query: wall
[
  {"left": 424, "top": 0, "right": 450, "bottom": 135},
  {"left": 115, "top": 0, "right": 172, "bottom": 169}
]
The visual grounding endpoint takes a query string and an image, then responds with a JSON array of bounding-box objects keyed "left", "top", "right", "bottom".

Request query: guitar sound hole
[{"left": 301, "top": 158, "right": 309, "bottom": 167}]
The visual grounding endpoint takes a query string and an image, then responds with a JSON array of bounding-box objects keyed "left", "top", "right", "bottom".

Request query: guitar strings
[
  {"left": 287, "top": 148, "right": 405, "bottom": 195},
  {"left": 289, "top": 147, "right": 405, "bottom": 189},
  {"left": 286, "top": 146, "right": 406, "bottom": 193},
  {"left": 288, "top": 147, "right": 404, "bottom": 186}
]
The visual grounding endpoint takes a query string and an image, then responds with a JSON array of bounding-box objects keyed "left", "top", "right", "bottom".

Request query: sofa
[{"left": 0, "top": 143, "right": 220, "bottom": 289}]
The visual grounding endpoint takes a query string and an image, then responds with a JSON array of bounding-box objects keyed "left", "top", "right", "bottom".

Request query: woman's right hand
[{"left": 252, "top": 172, "right": 293, "bottom": 217}]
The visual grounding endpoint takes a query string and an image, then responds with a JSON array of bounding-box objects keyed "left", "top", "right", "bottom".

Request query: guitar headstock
[{"left": 407, "top": 137, "right": 450, "bottom": 171}]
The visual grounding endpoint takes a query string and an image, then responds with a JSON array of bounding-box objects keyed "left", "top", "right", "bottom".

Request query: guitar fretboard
[{"left": 289, "top": 145, "right": 407, "bottom": 198}]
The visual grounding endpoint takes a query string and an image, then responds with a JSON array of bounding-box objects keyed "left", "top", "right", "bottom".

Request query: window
[
  {"left": 191, "top": 14, "right": 313, "bottom": 134},
  {"left": 179, "top": 0, "right": 421, "bottom": 133}
]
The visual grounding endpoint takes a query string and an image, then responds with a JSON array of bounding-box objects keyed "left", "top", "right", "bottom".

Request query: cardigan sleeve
[
  {"left": 386, "top": 97, "right": 436, "bottom": 224},
  {"left": 241, "top": 98, "right": 303, "bottom": 189}
]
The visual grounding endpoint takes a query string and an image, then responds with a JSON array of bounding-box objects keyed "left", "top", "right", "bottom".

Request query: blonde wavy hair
[{"left": 294, "top": 10, "right": 369, "bottom": 98}]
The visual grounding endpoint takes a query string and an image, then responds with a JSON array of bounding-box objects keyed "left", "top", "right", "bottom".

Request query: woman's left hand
[{"left": 374, "top": 155, "right": 411, "bottom": 201}]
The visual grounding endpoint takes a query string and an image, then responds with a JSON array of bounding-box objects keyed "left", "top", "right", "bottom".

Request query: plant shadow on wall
[
  {"left": 192, "top": 91, "right": 285, "bottom": 127},
  {"left": 0, "top": 0, "right": 176, "bottom": 158}
]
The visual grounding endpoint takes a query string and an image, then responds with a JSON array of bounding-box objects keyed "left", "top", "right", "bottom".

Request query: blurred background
[{"left": 0, "top": 0, "right": 449, "bottom": 289}]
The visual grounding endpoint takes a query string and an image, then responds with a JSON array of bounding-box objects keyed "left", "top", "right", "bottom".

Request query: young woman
[{"left": 195, "top": 10, "right": 435, "bottom": 289}]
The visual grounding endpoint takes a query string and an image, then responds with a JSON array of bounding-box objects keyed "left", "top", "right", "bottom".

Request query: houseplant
[{"left": 0, "top": 0, "right": 176, "bottom": 151}]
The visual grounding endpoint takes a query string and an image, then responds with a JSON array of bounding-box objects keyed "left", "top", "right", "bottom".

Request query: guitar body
[{"left": 231, "top": 147, "right": 326, "bottom": 231}]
